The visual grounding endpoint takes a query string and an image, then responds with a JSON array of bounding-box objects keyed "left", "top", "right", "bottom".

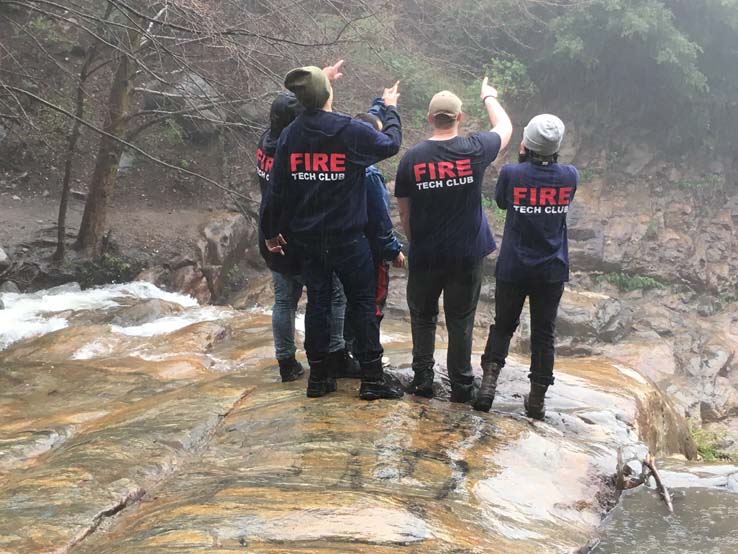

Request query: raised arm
[
  {"left": 346, "top": 82, "right": 402, "bottom": 166},
  {"left": 481, "top": 77, "right": 513, "bottom": 151}
]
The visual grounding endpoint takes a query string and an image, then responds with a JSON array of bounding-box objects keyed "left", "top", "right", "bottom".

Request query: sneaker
[
  {"left": 278, "top": 357, "right": 305, "bottom": 383},
  {"left": 359, "top": 374, "right": 404, "bottom": 401}
]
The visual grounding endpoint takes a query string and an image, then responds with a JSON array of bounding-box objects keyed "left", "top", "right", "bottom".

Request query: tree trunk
[
  {"left": 74, "top": 53, "right": 136, "bottom": 256},
  {"left": 54, "top": 47, "right": 97, "bottom": 262}
]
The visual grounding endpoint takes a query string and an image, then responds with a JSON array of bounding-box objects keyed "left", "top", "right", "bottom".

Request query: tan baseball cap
[{"left": 428, "top": 90, "right": 462, "bottom": 118}]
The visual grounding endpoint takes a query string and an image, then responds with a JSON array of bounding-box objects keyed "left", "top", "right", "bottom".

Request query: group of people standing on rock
[{"left": 257, "top": 59, "right": 578, "bottom": 419}]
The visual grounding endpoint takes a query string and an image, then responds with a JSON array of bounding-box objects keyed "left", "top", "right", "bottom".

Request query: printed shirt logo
[
  {"left": 290, "top": 152, "right": 346, "bottom": 182},
  {"left": 512, "top": 186, "right": 573, "bottom": 214},
  {"left": 413, "top": 159, "right": 473, "bottom": 190},
  {"left": 256, "top": 148, "right": 274, "bottom": 180}
]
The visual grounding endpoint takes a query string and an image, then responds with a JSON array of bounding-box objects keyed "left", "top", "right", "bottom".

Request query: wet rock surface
[{"left": 0, "top": 283, "right": 696, "bottom": 554}]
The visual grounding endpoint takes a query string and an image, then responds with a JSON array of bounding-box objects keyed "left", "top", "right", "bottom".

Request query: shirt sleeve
[
  {"left": 366, "top": 170, "right": 402, "bottom": 260},
  {"left": 473, "top": 131, "right": 503, "bottom": 167},
  {"left": 344, "top": 107, "right": 402, "bottom": 167},
  {"left": 367, "top": 97, "right": 387, "bottom": 123},
  {"left": 260, "top": 136, "right": 289, "bottom": 239},
  {"left": 394, "top": 152, "right": 412, "bottom": 198},
  {"left": 495, "top": 165, "right": 509, "bottom": 210}
]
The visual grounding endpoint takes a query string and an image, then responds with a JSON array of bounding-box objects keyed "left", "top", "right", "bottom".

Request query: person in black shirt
[
  {"left": 395, "top": 78, "right": 512, "bottom": 402},
  {"left": 473, "top": 114, "right": 578, "bottom": 419}
]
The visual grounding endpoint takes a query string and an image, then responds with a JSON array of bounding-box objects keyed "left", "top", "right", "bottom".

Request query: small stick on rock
[{"left": 643, "top": 455, "right": 674, "bottom": 514}]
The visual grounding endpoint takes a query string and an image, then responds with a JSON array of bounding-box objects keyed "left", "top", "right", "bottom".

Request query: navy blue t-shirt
[
  {"left": 394, "top": 132, "right": 502, "bottom": 270},
  {"left": 494, "top": 161, "right": 579, "bottom": 283}
]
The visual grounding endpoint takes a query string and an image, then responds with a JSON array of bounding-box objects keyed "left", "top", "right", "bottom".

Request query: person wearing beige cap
[{"left": 394, "top": 78, "right": 512, "bottom": 402}]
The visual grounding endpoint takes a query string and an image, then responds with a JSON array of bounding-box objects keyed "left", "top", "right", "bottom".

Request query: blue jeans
[
  {"left": 271, "top": 271, "right": 346, "bottom": 361},
  {"left": 295, "top": 234, "right": 382, "bottom": 365}
]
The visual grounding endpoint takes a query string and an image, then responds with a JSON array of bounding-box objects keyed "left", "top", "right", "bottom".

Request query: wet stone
[{"left": 0, "top": 284, "right": 699, "bottom": 554}]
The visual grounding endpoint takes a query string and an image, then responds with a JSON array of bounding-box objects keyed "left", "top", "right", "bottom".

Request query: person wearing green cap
[
  {"left": 261, "top": 60, "right": 404, "bottom": 401},
  {"left": 395, "top": 78, "right": 512, "bottom": 403}
]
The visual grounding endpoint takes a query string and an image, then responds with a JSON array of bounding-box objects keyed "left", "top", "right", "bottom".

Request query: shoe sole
[{"left": 359, "top": 391, "right": 404, "bottom": 401}]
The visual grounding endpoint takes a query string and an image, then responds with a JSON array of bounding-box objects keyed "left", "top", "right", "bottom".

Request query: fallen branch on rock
[{"left": 643, "top": 455, "right": 674, "bottom": 514}]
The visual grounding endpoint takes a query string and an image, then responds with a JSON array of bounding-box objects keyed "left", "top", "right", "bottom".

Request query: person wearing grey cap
[
  {"left": 473, "top": 114, "right": 579, "bottom": 419},
  {"left": 395, "top": 78, "right": 513, "bottom": 402}
]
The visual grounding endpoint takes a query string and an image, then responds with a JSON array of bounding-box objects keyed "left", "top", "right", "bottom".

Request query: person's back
[
  {"left": 273, "top": 109, "right": 400, "bottom": 238},
  {"left": 396, "top": 133, "right": 500, "bottom": 270},
  {"left": 475, "top": 114, "right": 579, "bottom": 420},
  {"left": 262, "top": 63, "right": 405, "bottom": 402},
  {"left": 395, "top": 80, "right": 513, "bottom": 402},
  {"left": 495, "top": 160, "right": 578, "bottom": 283}
]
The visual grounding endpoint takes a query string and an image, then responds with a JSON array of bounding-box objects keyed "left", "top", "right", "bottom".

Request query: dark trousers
[
  {"left": 296, "top": 234, "right": 382, "bottom": 367},
  {"left": 407, "top": 258, "right": 484, "bottom": 387},
  {"left": 482, "top": 280, "right": 565, "bottom": 386},
  {"left": 345, "top": 260, "right": 390, "bottom": 353}
]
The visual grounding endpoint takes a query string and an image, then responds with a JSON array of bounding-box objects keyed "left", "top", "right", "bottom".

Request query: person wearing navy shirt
[
  {"left": 256, "top": 90, "right": 353, "bottom": 383},
  {"left": 473, "top": 114, "right": 578, "bottom": 419},
  {"left": 395, "top": 78, "right": 512, "bottom": 402},
  {"left": 262, "top": 61, "right": 405, "bottom": 401}
]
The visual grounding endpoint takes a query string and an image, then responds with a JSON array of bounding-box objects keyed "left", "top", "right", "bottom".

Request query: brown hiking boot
[
  {"left": 473, "top": 362, "right": 502, "bottom": 412},
  {"left": 524, "top": 383, "right": 549, "bottom": 420}
]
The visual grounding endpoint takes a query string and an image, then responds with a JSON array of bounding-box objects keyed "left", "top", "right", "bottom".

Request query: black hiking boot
[
  {"left": 330, "top": 348, "right": 362, "bottom": 379},
  {"left": 359, "top": 358, "right": 404, "bottom": 401},
  {"left": 473, "top": 362, "right": 502, "bottom": 412},
  {"left": 406, "top": 368, "right": 434, "bottom": 398},
  {"left": 524, "top": 382, "right": 549, "bottom": 420},
  {"left": 278, "top": 357, "right": 305, "bottom": 383},
  {"left": 450, "top": 381, "right": 477, "bottom": 404},
  {"left": 306, "top": 359, "right": 336, "bottom": 398}
]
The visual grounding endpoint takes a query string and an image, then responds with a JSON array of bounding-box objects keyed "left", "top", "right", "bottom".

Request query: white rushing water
[{"left": 0, "top": 281, "right": 216, "bottom": 351}]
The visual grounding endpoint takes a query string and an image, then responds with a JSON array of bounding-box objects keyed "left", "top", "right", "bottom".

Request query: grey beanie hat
[{"left": 523, "top": 114, "right": 565, "bottom": 156}]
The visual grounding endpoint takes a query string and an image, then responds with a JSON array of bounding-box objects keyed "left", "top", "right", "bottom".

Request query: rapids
[{"left": 0, "top": 279, "right": 724, "bottom": 554}]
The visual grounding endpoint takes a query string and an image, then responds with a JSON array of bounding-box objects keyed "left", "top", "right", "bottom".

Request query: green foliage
[
  {"left": 78, "top": 254, "right": 138, "bottom": 288},
  {"left": 689, "top": 419, "right": 736, "bottom": 462},
  {"left": 27, "top": 15, "right": 64, "bottom": 44},
  {"left": 676, "top": 174, "right": 726, "bottom": 191},
  {"left": 597, "top": 272, "right": 664, "bottom": 292},
  {"left": 162, "top": 120, "right": 185, "bottom": 145},
  {"left": 483, "top": 58, "right": 538, "bottom": 105},
  {"left": 482, "top": 195, "right": 507, "bottom": 227},
  {"left": 578, "top": 168, "right": 605, "bottom": 183},
  {"left": 384, "top": 52, "right": 455, "bottom": 126},
  {"left": 463, "top": 57, "right": 538, "bottom": 120}
]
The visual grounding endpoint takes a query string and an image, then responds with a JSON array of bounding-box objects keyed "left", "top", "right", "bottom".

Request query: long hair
[{"left": 519, "top": 148, "right": 559, "bottom": 165}]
